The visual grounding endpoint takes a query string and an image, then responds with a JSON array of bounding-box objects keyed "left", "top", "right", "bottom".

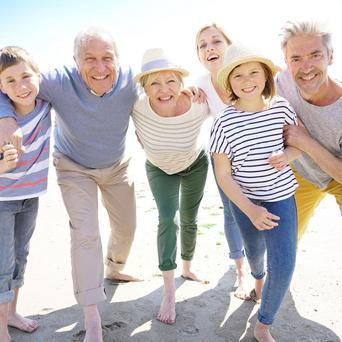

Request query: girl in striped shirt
[{"left": 210, "top": 43, "right": 300, "bottom": 342}]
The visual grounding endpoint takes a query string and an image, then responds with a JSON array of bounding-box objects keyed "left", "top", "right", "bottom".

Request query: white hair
[
  {"left": 73, "top": 26, "right": 119, "bottom": 59},
  {"left": 280, "top": 20, "right": 333, "bottom": 54}
]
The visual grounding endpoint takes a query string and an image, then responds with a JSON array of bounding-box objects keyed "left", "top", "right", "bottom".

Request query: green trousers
[{"left": 145, "top": 150, "right": 209, "bottom": 271}]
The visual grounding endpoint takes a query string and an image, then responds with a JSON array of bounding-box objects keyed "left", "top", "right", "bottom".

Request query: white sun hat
[
  {"left": 217, "top": 43, "right": 277, "bottom": 91},
  {"left": 134, "top": 48, "right": 189, "bottom": 84}
]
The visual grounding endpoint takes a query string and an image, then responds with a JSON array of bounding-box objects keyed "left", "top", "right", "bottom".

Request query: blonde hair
[
  {"left": 280, "top": 20, "right": 333, "bottom": 54},
  {"left": 227, "top": 62, "right": 275, "bottom": 102},
  {"left": 0, "top": 46, "right": 40, "bottom": 75},
  {"left": 140, "top": 70, "right": 183, "bottom": 88},
  {"left": 195, "top": 23, "right": 232, "bottom": 55}
]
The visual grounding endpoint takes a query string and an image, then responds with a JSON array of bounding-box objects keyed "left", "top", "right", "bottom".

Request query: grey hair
[
  {"left": 73, "top": 26, "right": 119, "bottom": 60},
  {"left": 280, "top": 20, "right": 333, "bottom": 54}
]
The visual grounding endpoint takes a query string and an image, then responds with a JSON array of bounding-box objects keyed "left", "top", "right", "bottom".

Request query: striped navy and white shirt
[
  {"left": 209, "top": 96, "right": 298, "bottom": 202},
  {"left": 0, "top": 99, "right": 51, "bottom": 200}
]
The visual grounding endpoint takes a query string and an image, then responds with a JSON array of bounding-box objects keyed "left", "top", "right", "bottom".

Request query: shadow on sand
[{"left": 10, "top": 268, "right": 340, "bottom": 342}]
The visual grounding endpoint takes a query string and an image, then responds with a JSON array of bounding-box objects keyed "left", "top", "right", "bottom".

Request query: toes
[
  {"left": 234, "top": 291, "right": 250, "bottom": 300},
  {"left": 157, "top": 314, "right": 175, "bottom": 325},
  {"left": 28, "top": 320, "right": 39, "bottom": 332}
]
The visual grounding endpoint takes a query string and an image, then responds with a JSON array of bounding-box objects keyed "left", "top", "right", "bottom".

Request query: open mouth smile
[
  {"left": 158, "top": 95, "right": 173, "bottom": 102},
  {"left": 242, "top": 86, "right": 256, "bottom": 93},
  {"left": 207, "top": 54, "right": 219, "bottom": 62},
  {"left": 17, "top": 91, "right": 31, "bottom": 99},
  {"left": 299, "top": 73, "right": 317, "bottom": 82},
  {"left": 92, "top": 75, "right": 109, "bottom": 80}
]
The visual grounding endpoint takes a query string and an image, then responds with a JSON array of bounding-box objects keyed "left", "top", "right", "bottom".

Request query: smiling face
[
  {"left": 0, "top": 61, "right": 40, "bottom": 115},
  {"left": 285, "top": 34, "right": 332, "bottom": 99},
  {"left": 143, "top": 71, "right": 182, "bottom": 114},
  {"left": 228, "top": 61, "right": 267, "bottom": 102},
  {"left": 197, "top": 26, "right": 230, "bottom": 74},
  {"left": 75, "top": 37, "right": 118, "bottom": 96}
]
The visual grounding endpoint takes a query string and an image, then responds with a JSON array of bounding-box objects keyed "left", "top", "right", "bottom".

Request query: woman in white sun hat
[
  {"left": 132, "top": 48, "right": 210, "bottom": 325},
  {"left": 210, "top": 43, "right": 300, "bottom": 342}
]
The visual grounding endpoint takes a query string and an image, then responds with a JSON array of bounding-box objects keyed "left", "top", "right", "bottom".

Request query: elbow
[{"left": 215, "top": 170, "right": 231, "bottom": 190}]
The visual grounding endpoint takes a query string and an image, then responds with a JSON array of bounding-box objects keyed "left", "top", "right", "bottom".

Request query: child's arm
[
  {"left": 268, "top": 146, "right": 302, "bottom": 171},
  {"left": 213, "top": 153, "right": 280, "bottom": 231},
  {"left": 0, "top": 144, "right": 18, "bottom": 173}
]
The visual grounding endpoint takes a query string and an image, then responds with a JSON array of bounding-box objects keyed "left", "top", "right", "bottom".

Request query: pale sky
[{"left": 1, "top": 0, "right": 341, "bottom": 82}]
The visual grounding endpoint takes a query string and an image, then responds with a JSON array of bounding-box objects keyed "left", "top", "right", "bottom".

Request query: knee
[
  {"left": 180, "top": 221, "right": 197, "bottom": 231},
  {"left": 70, "top": 222, "right": 101, "bottom": 249},
  {"left": 180, "top": 214, "right": 197, "bottom": 227},
  {"left": 158, "top": 216, "right": 178, "bottom": 233}
]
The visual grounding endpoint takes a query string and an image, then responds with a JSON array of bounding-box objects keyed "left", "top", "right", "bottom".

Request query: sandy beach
[{"left": 9, "top": 126, "right": 342, "bottom": 342}]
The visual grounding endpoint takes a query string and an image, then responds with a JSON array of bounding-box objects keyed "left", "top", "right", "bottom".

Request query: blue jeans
[
  {"left": 0, "top": 198, "right": 38, "bottom": 304},
  {"left": 211, "top": 158, "right": 245, "bottom": 260},
  {"left": 230, "top": 196, "right": 297, "bottom": 325}
]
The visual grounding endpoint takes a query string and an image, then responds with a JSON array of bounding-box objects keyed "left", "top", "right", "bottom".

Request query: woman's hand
[{"left": 182, "top": 86, "right": 206, "bottom": 103}]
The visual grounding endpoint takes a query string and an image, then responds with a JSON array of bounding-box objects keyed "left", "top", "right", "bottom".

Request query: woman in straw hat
[
  {"left": 195, "top": 23, "right": 250, "bottom": 300},
  {"left": 132, "top": 48, "right": 209, "bottom": 324},
  {"left": 209, "top": 43, "right": 301, "bottom": 341}
]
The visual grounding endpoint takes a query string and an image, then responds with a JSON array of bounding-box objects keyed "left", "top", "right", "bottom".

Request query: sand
[{"left": 9, "top": 133, "right": 342, "bottom": 342}]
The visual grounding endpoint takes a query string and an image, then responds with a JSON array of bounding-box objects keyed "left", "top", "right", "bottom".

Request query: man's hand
[
  {"left": 268, "top": 150, "right": 288, "bottom": 170},
  {"left": 283, "top": 123, "right": 311, "bottom": 151},
  {"left": 182, "top": 86, "right": 206, "bottom": 104},
  {"left": 0, "top": 118, "right": 23, "bottom": 154},
  {"left": 247, "top": 203, "right": 280, "bottom": 231},
  {"left": 2, "top": 143, "right": 18, "bottom": 170}
]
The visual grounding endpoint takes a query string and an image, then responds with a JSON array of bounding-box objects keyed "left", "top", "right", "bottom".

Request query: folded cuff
[
  {"left": 75, "top": 286, "right": 106, "bottom": 306},
  {"left": 105, "top": 258, "right": 125, "bottom": 273}
]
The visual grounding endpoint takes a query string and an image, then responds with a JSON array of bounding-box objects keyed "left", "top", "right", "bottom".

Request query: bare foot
[
  {"left": 234, "top": 272, "right": 250, "bottom": 300},
  {"left": 182, "top": 260, "right": 209, "bottom": 284},
  {"left": 157, "top": 292, "right": 176, "bottom": 325},
  {"left": 181, "top": 271, "right": 209, "bottom": 284},
  {"left": 105, "top": 270, "right": 142, "bottom": 282},
  {"left": 8, "top": 312, "right": 38, "bottom": 333},
  {"left": 254, "top": 321, "right": 276, "bottom": 342}
]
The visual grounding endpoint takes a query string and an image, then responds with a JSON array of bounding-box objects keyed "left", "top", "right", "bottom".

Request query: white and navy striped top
[
  {"left": 0, "top": 99, "right": 51, "bottom": 200},
  {"left": 209, "top": 96, "right": 298, "bottom": 202},
  {"left": 132, "top": 95, "right": 209, "bottom": 174}
]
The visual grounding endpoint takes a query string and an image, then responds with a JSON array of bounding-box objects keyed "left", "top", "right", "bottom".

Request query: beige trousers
[{"left": 53, "top": 152, "right": 136, "bottom": 305}]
